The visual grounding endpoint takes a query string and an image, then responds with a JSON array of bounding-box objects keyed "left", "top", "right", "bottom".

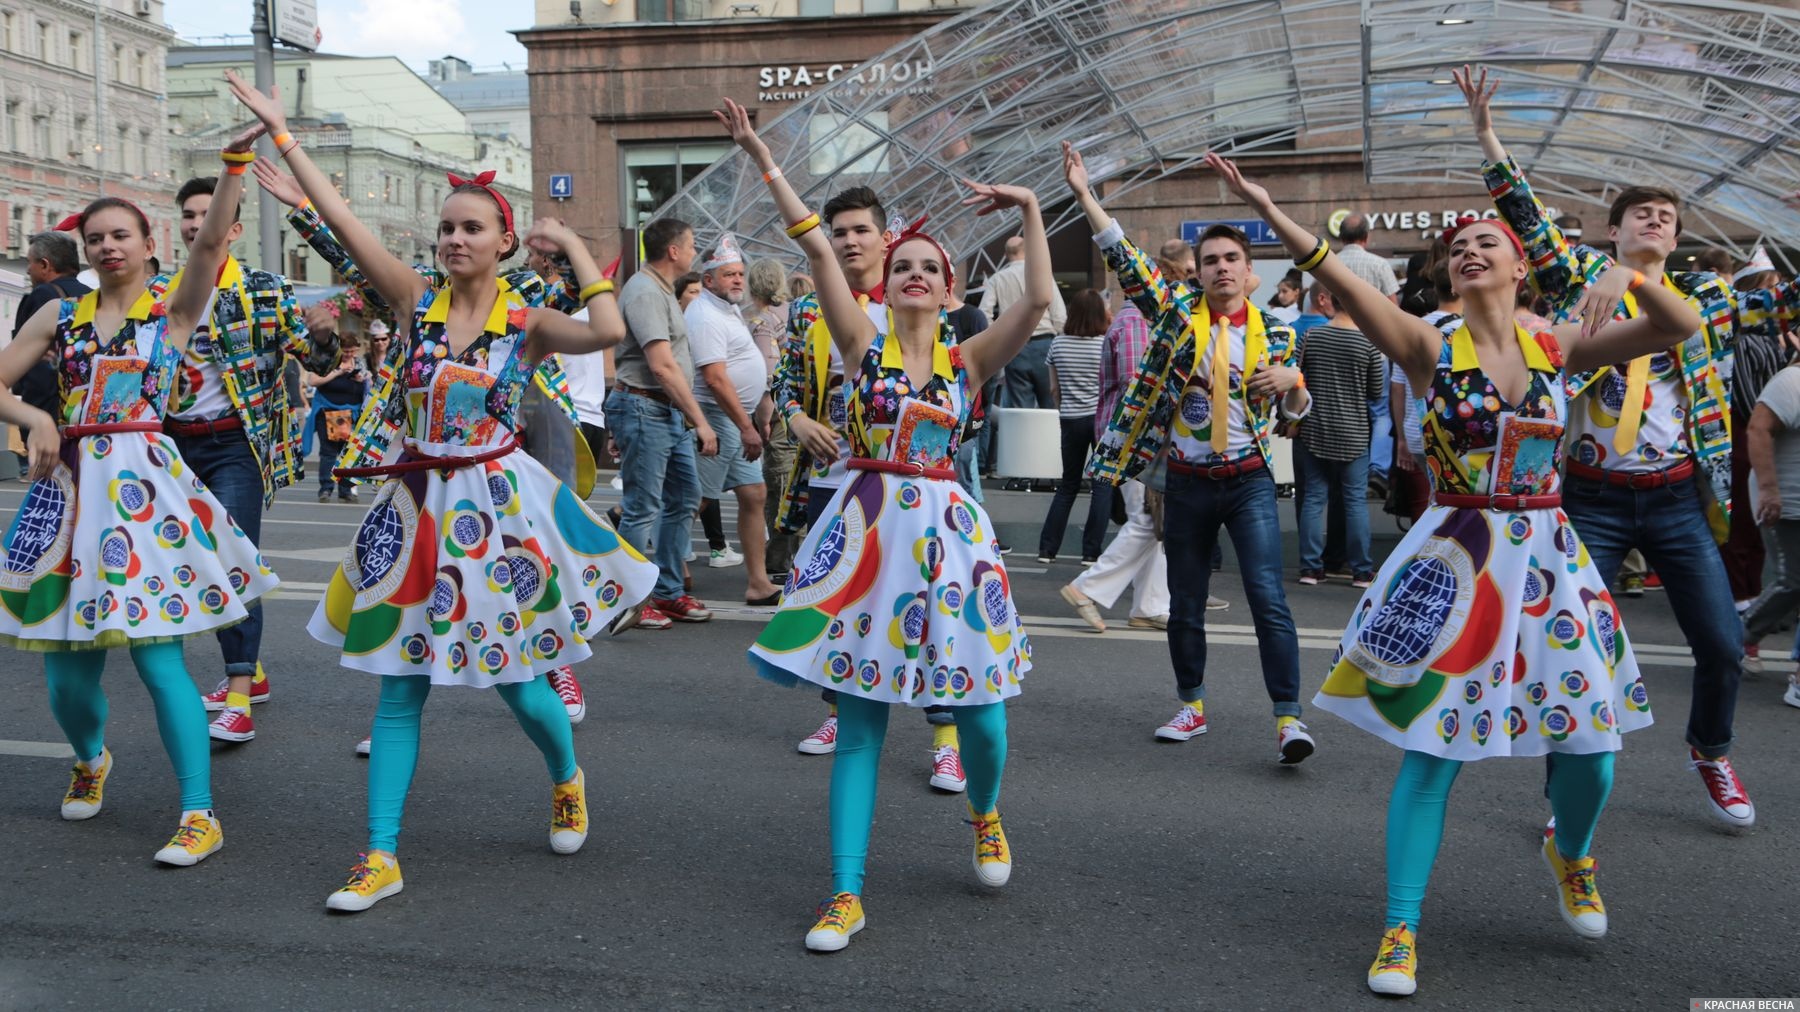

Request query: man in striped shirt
[{"left": 1292, "top": 286, "right": 1386, "bottom": 587}]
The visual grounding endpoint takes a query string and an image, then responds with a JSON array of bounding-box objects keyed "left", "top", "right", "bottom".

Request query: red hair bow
[
  {"left": 445, "top": 169, "right": 514, "bottom": 234},
  {"left": 53, "top": 212, "right": 83, "bottom": 232}
]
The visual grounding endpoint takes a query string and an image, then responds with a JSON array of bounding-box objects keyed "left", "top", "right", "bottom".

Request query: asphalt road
[{"left": 1, "top": 478, "right": 1795, "bottom": 1010}]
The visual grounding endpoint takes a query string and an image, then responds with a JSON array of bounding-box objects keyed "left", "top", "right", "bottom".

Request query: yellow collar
[
  {"left": 878, "top": 314, "right": 954, "bottom": 381},
  {"left": 421, "top": 277, "right": 513, "bottom": 335},
  {"left": 1449, "top": 322, "right": 1554, "bottom": 373},
  {"left": 71, "top": 288, "right": 157, "bottom": 329}
]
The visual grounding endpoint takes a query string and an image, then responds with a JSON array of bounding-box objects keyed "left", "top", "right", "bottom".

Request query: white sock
[
  {"left": 180, "top": 808, "right": 214, "bottom": 823},
  {"left": 80, "top": 752, "right": 105, "bottom": 770}
]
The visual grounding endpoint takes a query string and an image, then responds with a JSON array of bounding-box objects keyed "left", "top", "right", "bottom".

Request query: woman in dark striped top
[{"left": 1038, "top": 289, "right": 1114, "bottom": 563}]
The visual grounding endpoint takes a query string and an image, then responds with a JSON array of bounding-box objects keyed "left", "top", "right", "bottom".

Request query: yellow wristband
[
  {"left": 577, "top": 280, "right": 615, "bottom": 302},
  {"left": 785, "top": 212, "right": 821, "bottom": 239},
  {"left": 220, "top": 150, "right": 256, "bottom": 165},
  {"left": 1293, "top": 238, "right": 1329, "bottom": 272}
]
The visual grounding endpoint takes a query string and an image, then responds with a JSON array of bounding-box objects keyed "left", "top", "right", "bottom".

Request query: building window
[
  {"left": 636, "top": 0, "right": 705, "bottom": 21},
  {"left": 330, "top": 171, "right": 346, "bottom": 198},
  {"left": 2, "top": 101, "right": 16, "bottom": 152},
  {"left": 798, "top": 0, "right": 832, "bottom": 13},
  {"left": 33, "top": 114, "right": 50, "bottom": 158},
  {"left": 621, "top": 141, "right": 730, "bottom": 227},
  {"left": 68, "top": 30, "right": 83, "bottom": 71},
  {"left": 72, "top": 114, "right": 87, "bottom": 164},
  {"left": 288, "top": 248, "right": 308, "bottom": 282},
  {"left": 113, "top": 43, "right": 124, "bottom": 82},
  {"left": 10, "top": 205, "right": 25, "bottom": 255},
  {"left": 138, "top": 51, "right": 153, "bottom": 90},
  {"left": 861, "top": 0, "right": 897, "bottom": 9},
  {"left": 138, "top": 128, "right": 151, "bottom": 176},
  {"left": 36, "top": 19, "right": 51, "bottom": 62},
  {"left": 1, "top": 12, "right": 16, "bottom": 53},
  {"left": 116, "top": 124, "right": 130, "bottom": 174},
  {"left": 128, "top": 49, "right": 142, "bottom": 86}
]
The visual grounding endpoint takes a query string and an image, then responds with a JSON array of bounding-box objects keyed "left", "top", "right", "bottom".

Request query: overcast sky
[{"left": 164, "top": 0, "right": 531, "bottom": 73}]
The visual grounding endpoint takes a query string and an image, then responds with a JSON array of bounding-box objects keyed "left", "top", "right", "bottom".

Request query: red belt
[
  {"left": 334, "top": 439, "right": 518, "bottom": 479},
  {"left": 1435, "top": 491, "right": 1563, "bottom": 511},
  {"left": 613, "top": 382, "right": 670, "bottom": 406},
  {"left": 163, "top": 414, "right": 243, "bottom": 437},
  {"left": 1168, "top": 454, "right": 1266, "bottom": 480},
  {"left": 1566, "top": 457, "right": 1694, "bottom": 489},
  {"left": 848, "top": 457, "right": 957, "bottom": 481},
  {"left": 61, "top": 421, "right": 165, "bottom": 438}
]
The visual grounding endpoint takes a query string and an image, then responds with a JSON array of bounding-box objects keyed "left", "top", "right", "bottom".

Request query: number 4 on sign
[{"left": 550, "top": 174, "right": 574, "bottom": 200}]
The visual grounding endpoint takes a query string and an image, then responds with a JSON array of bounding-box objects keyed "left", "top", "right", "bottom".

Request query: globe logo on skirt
[{"left": 1356, "top": 556, "right": 1456, "bottom": 667}]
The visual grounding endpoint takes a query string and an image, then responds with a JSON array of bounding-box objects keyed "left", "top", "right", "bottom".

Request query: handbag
[{"left": 323, "top": 409, "right": 354, "bottom": 443}]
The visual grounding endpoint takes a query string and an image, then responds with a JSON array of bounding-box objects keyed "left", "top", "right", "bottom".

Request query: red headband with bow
[
  {"left": 1442, "top": 213, "right": 1525, "bottom": 262},
  {"left": 882, "top": 214, "right": 956, "bottom": 292},
  {"left": 53, "top": 199, "right": 150, "bottom": 235},
  {"left": 446, "top": 170, "right": 514, "bottom": 234}
]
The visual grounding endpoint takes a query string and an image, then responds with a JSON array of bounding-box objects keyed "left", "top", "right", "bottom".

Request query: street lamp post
[{"left": 249, "top": 0, "right": 281, "bottom": 270}]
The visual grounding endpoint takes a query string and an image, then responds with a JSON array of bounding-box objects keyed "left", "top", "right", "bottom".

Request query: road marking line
[{"left": 0, "top": 739, "right": 75, "bottom": 759}]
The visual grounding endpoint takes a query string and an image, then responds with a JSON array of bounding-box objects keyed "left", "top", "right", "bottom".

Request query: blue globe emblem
[
  {"left": 1600, "top": 373, "right": 1626, "bottom": 413},
  {"left": 1522, "top": 568, "right": 1544, "bottom": 603},
  {"left": 942, "top": 585, "right": 963, "bottom": 611},
  {"left": 901, "top": 599, "right": 927, "bottom": 642},
  {"left": 1463, "top": 680, "right": 1483, "bottom": 704},
  {"left": 981, "top": 577, "right": 1010, "bottom": 626},
  {"left": 486, "top": 473, "right": 513, "bottom": 508},
  {"left": 1591, "top": 605, "right": 1617, "bottom": 658},
  {"left": 1473, "top": 710, "right": 1493, "bottom": 742},
  {"left": 429, "top": 576, "right": 456, "bottom": 617},
  {"left": 1550, "top": 614, "right": 1578, "bottom": 640},
  {"left": 792, "top": 517, "right": 846, "bottom": 591},
  {"left": 948, "top": 502, "right": 978, "bottom": 538},
  {"left": 508, "top": 554, "right": 542, "bottom": 605},
  {"left": 352, "top": 502, "right": 408, "bottom": 591},
  {"left": 933, "top": 666, "right": 949, "bottom": 692},
  {"left": 1356, "top": 556, "right": 1457, "bottom": 666},
  {"left": 1180, "top": 389, "right": 1210, "bottom": 428},
  {"left": 159, "top": 518, "right": 182, "bottom": 542},
  {"left": 1543, "top": 708, "right": 1572, "bottom": 735},
  {"left": 118, "top": 482, "right": 146, "bottom": 513},
  {"left": 1649, "top": 353, "right": 1673, "bottom": 374},
  {"left": 1628, "top": 680, "right": 1648, "bottom": 707},
  {"left": 1574, "top": 439, "right": 1600, "bottom": 465},
  {"left": 100, "top": 532, "right": 129, "bottom": 569},
  {"left": 5, "top": 480, "right": 65, "bottom": 574},
  {"left": 452, "top": 513, "right": 483, "bottom": 545}
]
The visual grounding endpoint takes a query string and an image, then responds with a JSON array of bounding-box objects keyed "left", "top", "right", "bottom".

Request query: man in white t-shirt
[
  {"left": 1741, "top": 360, "right": 1800, "bottom": 709},
  {"left": 559, "top": 305, "right": 610, "bottom": 466},
  {"left": 686, "top": 235, "right": 779, "bottom": 605}
]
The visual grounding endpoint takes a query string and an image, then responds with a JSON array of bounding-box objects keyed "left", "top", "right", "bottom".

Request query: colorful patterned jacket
[
  {"left": 146, "top": 256, "right": 337, "bottom": 505},
  {"left": 770, "top": 291, "right": 833, "bottom": 532},
  {"left": 285, "top": 202, "right": 581, "bottom": 475},
  {"left": 1084, "top": 221, "right": 1305, "bottom": 485},
  {"left": 1484, "top": 154, "right": 1773, "bottom": 541}
]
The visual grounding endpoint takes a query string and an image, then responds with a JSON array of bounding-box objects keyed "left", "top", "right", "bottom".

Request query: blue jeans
[
  {"left": 955, "top": 440, "right": 984, "bottom": 503},
  {"left": 1004, "top": 337, "right": 1054, "bottom": 410},
  {"left": 976, "top": 374, "right": 1003, "bottom": 472},
  {"left": 1162, "top": 467, "right": 1301, "bottom": 715},
  {"left": 604, "top": 389, "right": 699, "bottom": 602},
  {"left": 1295, "top": 443, "right": 1372, "bottom": 574},
  {"left": 1368, "top": 397, "right": 1392, "bottom": 481},
  {"left": 1562, "top": 472, "right": 1742, "bottom": 757},
  {"left": 169, "top": 428, "right": 263, "bottom": 676},
  {"left": 1037, "top": 416, "right": 1112, "bottom": 559}
]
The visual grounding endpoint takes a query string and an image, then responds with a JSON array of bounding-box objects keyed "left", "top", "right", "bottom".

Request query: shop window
[
  {"left": 636, "top": 0, "right": 705, "bottom": 20},
  {"left": 621, "top": 141, "right": 730, "bottom": 227}
]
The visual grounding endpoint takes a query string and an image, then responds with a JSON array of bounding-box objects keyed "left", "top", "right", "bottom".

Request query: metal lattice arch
[{"left": 657, "top": 0, "right": 1800, "bottom": 275}]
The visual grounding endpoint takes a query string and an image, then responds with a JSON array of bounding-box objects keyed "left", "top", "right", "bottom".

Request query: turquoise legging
[
  {"left": 367, "top": 674, "right": 577, "bottom": 853},
  {"left": 1385, "top": 749, "right": 1614, "bottom": 929},
  {"left": 43, "top": 642, "right": 212, "bottom": 811},
  {"left": 830, "top": 694, "right": 1007, "bottom": 895}
]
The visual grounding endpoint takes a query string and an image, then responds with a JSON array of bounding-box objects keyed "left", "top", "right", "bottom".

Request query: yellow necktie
[
  {"left": 1613, "top": 355, "right": 1651, "bottom": 455},
  {"left": 1210, "top": 321, "right": 1230, "bottom": 453}
]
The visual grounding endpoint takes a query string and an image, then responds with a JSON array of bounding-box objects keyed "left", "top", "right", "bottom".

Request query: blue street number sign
[
  {"left": 549, "top": 174, "right": 574, "bottom": 199},
  {"left": 1180, "top": 218, "right": 1281, "bottom": 246}
]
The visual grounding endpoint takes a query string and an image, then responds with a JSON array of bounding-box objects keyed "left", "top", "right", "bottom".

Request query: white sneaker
[
  {"left": 1784, "top": 678, "right": 1800, "bottom": 710},
  {"left": 547, "top": 666, "right": 586, "bottom": 724},
  {"left": 355, "top": 736, "right": 371, "bottom": 757},
  {"left": 683, "top": 550, "right": 697, "bottom": 563},
  {"left": 709, "top": 545, "right": 745, "bottom": 569},
  {"left": 1154, "top": 704, "right": 1207, "bottom": 741},
  {"left": 1277, "top": 719, "right": 1315, "bottom": 765},
  {"left": 797, "top": 714, "right": 838, "bottom": 754}
]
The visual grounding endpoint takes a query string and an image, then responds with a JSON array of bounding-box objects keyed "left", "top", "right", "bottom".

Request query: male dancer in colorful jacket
[{"left": 160, "top": 175, "right": 339, "bottom": 744}]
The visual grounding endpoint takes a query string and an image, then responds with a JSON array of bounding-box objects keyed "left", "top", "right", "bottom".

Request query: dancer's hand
[
  {"left": 223, "top": 122, "right": 266, "bottom": 155},
  {"left": 24, "top": 414, "right": 59, "bottom": 481},
  {"left": 1453, "top": 65, "right": 1499, "bottom": 134},
  {"left": 523, "top": 218, "right": 580, "bottom": 255},
  {"left": 789, "top": 413, "right": 839, "bottom": 461},
  {"left": 713, "top": 98, "right": 771, "bottom": 165},
  {"left": 1204, "top": 151, "right": 1272, "bottom": 211},
  {"left": 960, "top": 181, "right": 1037, "bottom": 217},
  {"left": 251, "top": 160, "right": 307, "bottom": 208},
  {"left": 1247, "top": 363, "right": 1300, "bottom": 399},
  {"left": 224, "top": 68, "right": 288, "bottom": 135},
  {"left": 1061, "top": 141, "right": 1091, "bottom": 196},
  {"left": 1574, "top": 265, "right": 1636, "bottom": 340},
  {"left": 303, "top": 302, "right": 336, "bottom": 334}
]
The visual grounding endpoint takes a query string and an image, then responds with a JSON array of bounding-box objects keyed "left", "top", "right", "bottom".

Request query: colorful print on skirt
[
  {"left": 1314, "top": 505, "right": 1651, "bottom": 760},
  {"left": 748, "top": 469, "right": 1030, "bottom": 707},
  {"left": 307, "top": 450, "right": 655, "bottom": 685}
]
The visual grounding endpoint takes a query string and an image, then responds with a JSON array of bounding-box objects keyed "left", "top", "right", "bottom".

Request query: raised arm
[
  {"left": 167, "top": 126, "right": 261, "bottom": 348},
  {"left": 1206, "top": 152, "right": 1442, "bottom": 390},
  {"left": 1062, "top": 142, "right": 1181, "bottom": 319},
  {"left": 958, "top": 183, "right": 1052, "bottom": 391},
  {"left": 227, "top": 70, "right": 426, "bottom": 314},
  {"left": 715, "top": 98, "right": 874, "bottom": 362},
  {"left": 1556, "top": 266, "right": 1703, "bottom": 372},
  {"left": 520, "top": 219, "right": 626, "bottom": 358}
]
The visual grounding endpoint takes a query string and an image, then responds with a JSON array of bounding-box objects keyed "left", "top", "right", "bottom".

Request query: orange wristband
[
  {"left": 1627, "top": 269, "right": 1647, "bottom": 291},
  {"left": 223, "top": 163, "right": 248, "bottom": 176}
]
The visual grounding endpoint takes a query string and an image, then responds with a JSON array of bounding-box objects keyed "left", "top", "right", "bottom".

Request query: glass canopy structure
[{"left": 656, "top": 0, "right": 1800, "bottom": 274}]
